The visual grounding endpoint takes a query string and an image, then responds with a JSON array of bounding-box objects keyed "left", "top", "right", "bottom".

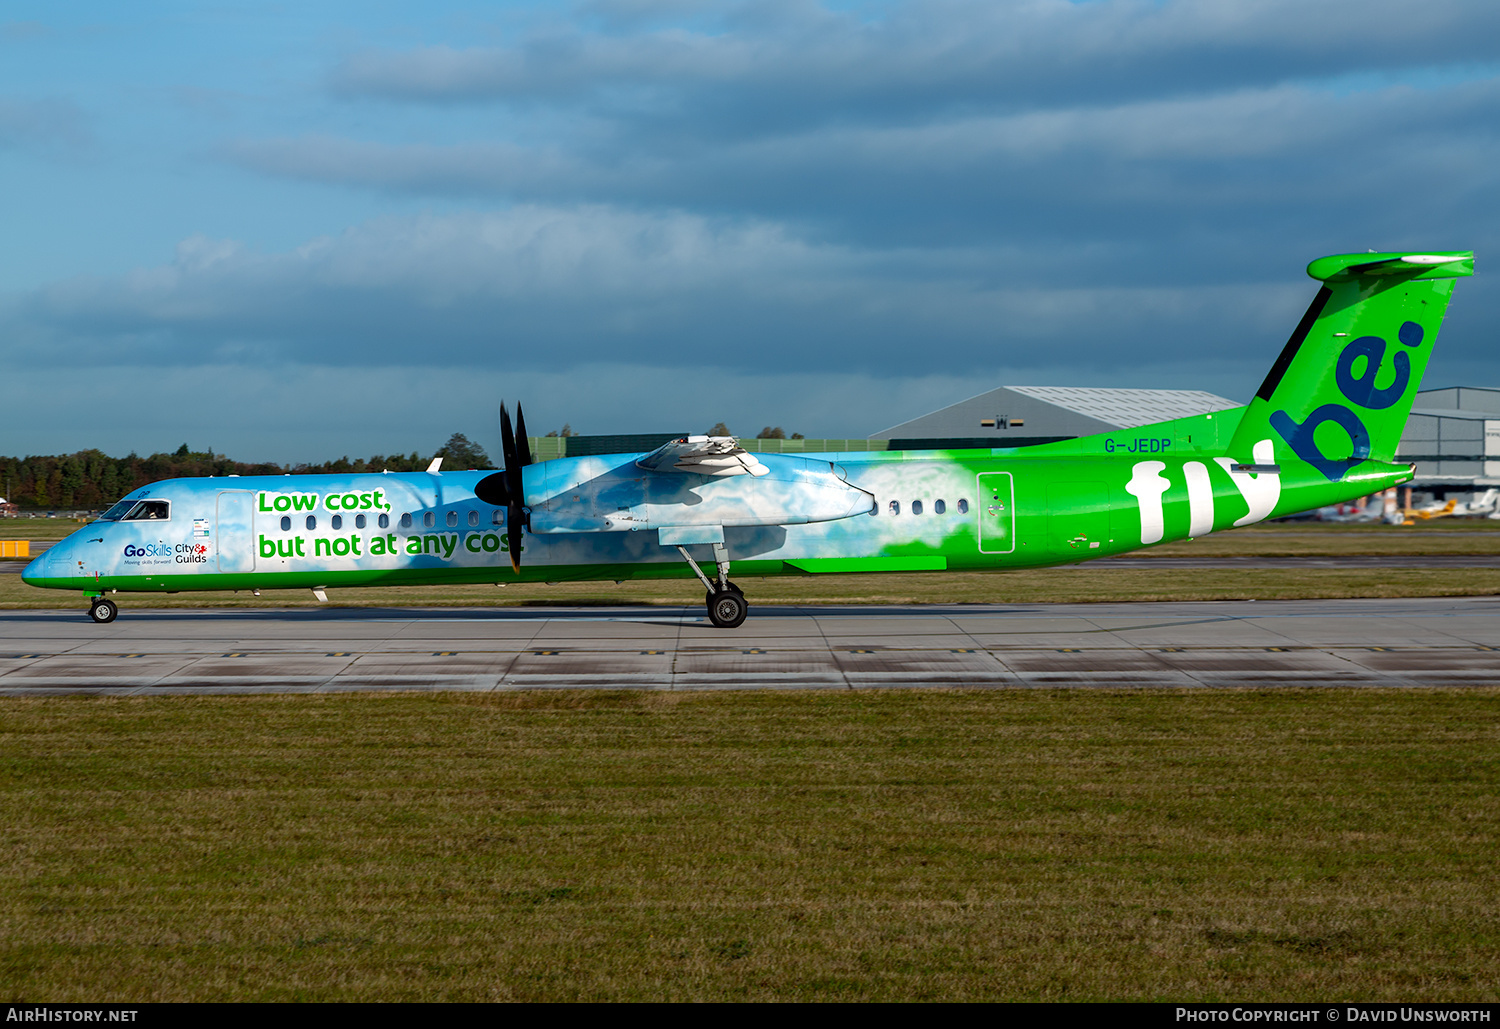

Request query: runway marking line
[
  {"left": 434, "top": 651, "right": 460, "bottom": 656},
  {"left": 327, "top": 652, "right": 351, "bottom": 657},
  {"left": 743, "top": 649, "right": 768, "bottom": 654},
  {"left": 532, "top": 650, "right": 559, "bottom": 656},
  {"left": 222, "top": 653, "right": 246, "bottom": 658}
]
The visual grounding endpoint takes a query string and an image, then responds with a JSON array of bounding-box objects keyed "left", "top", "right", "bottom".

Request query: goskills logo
[{"left": 123, "top": 543, "right": 171, "bottom": 558}]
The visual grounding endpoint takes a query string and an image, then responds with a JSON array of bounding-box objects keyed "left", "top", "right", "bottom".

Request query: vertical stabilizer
[{"left": 1229, "top": 252, "right": 1473, "bottom": 481}]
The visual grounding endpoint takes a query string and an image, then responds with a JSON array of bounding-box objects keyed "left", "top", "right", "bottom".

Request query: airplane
[{"left": 24, "top": 249, "right": 1474, "bottom": 628}]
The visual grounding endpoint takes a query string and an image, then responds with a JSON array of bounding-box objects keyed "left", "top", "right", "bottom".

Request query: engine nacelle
[{"left": 526, "top": 453, "right": 875, "bottom": 533}]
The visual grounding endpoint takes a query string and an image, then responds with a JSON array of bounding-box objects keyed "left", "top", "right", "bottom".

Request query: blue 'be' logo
[{"left": 1270, "top": 320, "right": 1423, "bottom": 482}]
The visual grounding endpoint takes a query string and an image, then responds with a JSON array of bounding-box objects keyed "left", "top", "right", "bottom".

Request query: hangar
[
  {"left": 868, "top": 385, "right": 1242, "bottom": 450},
  {"left": 1397, "top": 387, "right": 1500, "bottom": 493}
]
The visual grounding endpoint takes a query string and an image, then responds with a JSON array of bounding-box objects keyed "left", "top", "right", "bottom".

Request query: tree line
[{"left": 0, "top": 434, "right": 493, "bottom": 511}]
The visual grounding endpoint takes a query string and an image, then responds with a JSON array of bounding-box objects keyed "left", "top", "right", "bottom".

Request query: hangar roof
[{"left": 1003, "top": 386, "right": 1241, "bottom": 428}]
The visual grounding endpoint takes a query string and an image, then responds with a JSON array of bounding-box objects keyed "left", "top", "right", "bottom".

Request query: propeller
[{"left": 497, "top": 401, "right": 532, "bottom": 573}]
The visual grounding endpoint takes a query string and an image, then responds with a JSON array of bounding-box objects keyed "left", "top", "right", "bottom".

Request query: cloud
[
  {"left": 225, "top": 75, "right": 1500, "bottom": 267},
  {"left": 4, "top": 205, "right": 1320, "bottom": 378},
  {"left": 328, "top": 0, "right": 1500, "bottom": 123},
  {"left": 0, "top": 96, "right": 89, "bottom": 154}
]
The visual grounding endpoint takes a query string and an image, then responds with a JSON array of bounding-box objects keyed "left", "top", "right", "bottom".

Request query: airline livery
[{"left": 24, "top": 250, "right": 1473, "bottom": 628}]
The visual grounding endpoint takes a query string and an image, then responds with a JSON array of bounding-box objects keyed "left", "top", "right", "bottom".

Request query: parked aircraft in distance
[{"left": 25, "top": 250, "right": 1474, "bottom": 627}]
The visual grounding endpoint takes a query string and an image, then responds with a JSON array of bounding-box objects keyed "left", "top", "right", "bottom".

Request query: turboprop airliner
[{"left": 24, "top": 250, "right": 1474, "bottom": 628}]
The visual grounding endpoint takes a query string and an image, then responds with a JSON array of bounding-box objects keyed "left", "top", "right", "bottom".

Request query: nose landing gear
[{"left": 88, "top": 597, "right": 118, "bottom": 624}]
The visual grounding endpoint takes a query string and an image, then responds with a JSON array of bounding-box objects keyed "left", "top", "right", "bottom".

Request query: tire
[
  {"left": 89, "top": 599, "right": 118, "bottom": 624},
  {"left": 706, "top": 589, "right": 748, "bottom": 629},
  {"left": 705, "top": 582, "right": 743, "bottom": 607}
]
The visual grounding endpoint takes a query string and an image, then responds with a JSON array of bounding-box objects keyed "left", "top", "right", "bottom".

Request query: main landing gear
[
  {"left": 88, "top": 597, "right": 118, "bottom": 624},
  {"left": 675, "top": 544, "right": 749, "bottom": 628}
]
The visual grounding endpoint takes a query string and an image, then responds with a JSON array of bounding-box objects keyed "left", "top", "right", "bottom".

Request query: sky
[{"left": 3, "top": 0, "right": 1499, "bottom": 464}]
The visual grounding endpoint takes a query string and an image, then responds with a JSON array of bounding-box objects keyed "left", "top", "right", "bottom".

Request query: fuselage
[{"left": 23, "top": 408, "right": 1412, "bottom": 597}]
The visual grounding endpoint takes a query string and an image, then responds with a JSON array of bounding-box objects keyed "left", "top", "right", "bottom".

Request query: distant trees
[
  {"left": 544, "top": 424, "right": 578, "bottom": 438},
  {"left": 432, "top": 432, "right": 492, "bottom": 469},
  {"left": 0, "top": 448, "right": 284, "bottom": 511},
  {"left": 0, "top": 431, "right": 496, "bottom": 510},
  {"left": 707, "top": 422, "right": 730, "bottom": 436}
]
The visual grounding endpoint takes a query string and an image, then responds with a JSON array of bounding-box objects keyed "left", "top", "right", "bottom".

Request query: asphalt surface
[{"left": 3, "top": 596, "right": 1499, "bottom": 694}]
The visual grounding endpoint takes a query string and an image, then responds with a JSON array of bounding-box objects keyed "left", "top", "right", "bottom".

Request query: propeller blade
[
  {"left": 516, "top": 404, "right": 533, "bottom": 467},
  {"left": 499, "top": 401, "right": 526, "bottom": 573},
  {"left": 499, "top": 402, "right": 517, "bottom": 467}
]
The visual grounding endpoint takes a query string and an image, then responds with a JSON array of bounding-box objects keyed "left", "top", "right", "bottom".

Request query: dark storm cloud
[{"left": 228, "top": 77, "right": 1500, "bottom": 279}]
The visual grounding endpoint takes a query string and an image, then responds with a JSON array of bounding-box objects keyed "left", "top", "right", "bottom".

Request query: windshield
[
  {"left": 97, "top": 499, "right": 138, "bottom": 521},
  {"left": 122, "top": 500, "right": 170, "bottom": 521}
]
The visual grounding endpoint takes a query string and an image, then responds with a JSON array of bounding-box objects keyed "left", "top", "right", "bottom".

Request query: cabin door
[
  {"left": 216, "top": 491, "right": 256, "bottom": 573},
  {"left": 976, "top": 472, "right": 1015, "bottom": 553}
]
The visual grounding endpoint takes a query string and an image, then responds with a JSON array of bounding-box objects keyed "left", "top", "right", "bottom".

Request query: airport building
[
  {"left": 869, "top": 386, "right": 1242, "bottom": 449},
  {"left": 1398, "top": 387, "right": 1500, "bottom": 492}
]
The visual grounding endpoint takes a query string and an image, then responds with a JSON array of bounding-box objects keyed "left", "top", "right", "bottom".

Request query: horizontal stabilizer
[
  {"left": 1306, "top": 252, "right": 1473, "bottom": 282},
  {"left": 636, "top": 436, "right": 770, "bottom": 477}
]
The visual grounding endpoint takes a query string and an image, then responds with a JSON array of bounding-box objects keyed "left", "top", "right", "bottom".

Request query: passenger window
[
  {"left": 912, "top": 500, "right": 923, "bottom": 515},
  {"left": 331, "top": 515, "right": 343, "bottom": 530},
  {"left": 379, "top": 514, "right": 390, "bottom": 529},
  {"left": 492, "top": 510, "right": 504, "bottom": 525},
  {"left": 355, "top": 514, "right": 366, "bottom": 529},
  {"left": 446, "top": 510, "right": 458, "bottom": 528},
  {"left": 468, "top": 510, "right": 479, "bottom": 527},
  {"left": 123, "top": 500, "right": 170, "bottom": 521},
  {"left": 424, "top": 512, "right": 435, "bottom": 528},
  {"left": 957, "top": 499, "right": 969, "bottom": 514},
  {"left": 280, "top": 516, "right": 291, "bottom": 531},
  {"left": 400, "top": 513, "right": 412, "bottom": 528},
  {"left": 934, "top": 499, "right": 946, "bottom": 514},
  {"left": 888, "top": 500, "right": 900, "bottom": 515},
  {"left": 305, "top": 515, "right": 317, "bottom": 531}
]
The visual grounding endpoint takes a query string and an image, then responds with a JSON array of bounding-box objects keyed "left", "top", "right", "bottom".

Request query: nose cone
[{"left": 21, "top": 540, "right": 70, "bottom": 588}]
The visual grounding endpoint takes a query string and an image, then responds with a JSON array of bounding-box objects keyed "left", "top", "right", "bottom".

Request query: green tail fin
[{"left": 1229, "top": 251, "right": 1474, "bottom": 481}]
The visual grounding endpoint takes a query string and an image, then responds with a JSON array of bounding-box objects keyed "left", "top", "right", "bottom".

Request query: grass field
[{"left": 2, "top": 689, "right": 1497, "bottom": 1002}]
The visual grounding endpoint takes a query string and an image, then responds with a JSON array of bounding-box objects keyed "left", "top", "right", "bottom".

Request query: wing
[{"left": 635, "top": 436, "right": 770, "bottom": 477}]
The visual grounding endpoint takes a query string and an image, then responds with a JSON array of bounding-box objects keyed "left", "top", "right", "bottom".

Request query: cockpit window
[
  {"left": 121, "top": 500, "right": 170, "bottom": 521},
  {"left": 98, "top": 499, "right": 137, "bottom": 521}
]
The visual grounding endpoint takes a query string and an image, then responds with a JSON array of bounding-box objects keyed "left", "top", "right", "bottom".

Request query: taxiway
[{"left": 2, "top": 596, "right": 1499, "bottom": 693}]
